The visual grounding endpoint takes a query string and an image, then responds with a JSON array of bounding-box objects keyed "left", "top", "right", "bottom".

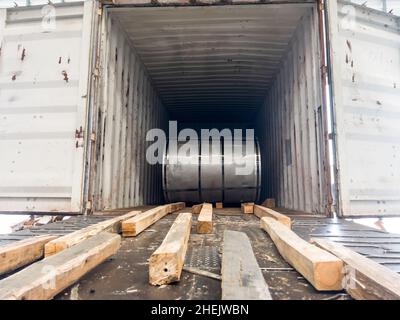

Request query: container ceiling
[{"left": 110, "top": 4, "right": 313, "bottom": 122}]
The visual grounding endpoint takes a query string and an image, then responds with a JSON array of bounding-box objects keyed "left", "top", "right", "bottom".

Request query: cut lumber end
[
  {"left": 311, "top": 237, "right": 400, "bottom": 300},
  {"left": 167, "top": 202, "right": 186, "bottom": 213},
  {"left": 261, "top": 198, "right": 275, "bottom": 208},
  {"left": 197, "top": 203, "right": 213, "bottom": 234},
  {"left": 261, "top": 217, "right": 343, "bottom": 291},
  {"left": 254, "top": 205, "right": 291, "bottom": 228},
  {"left": 241, "top": 202, "right": 254, "bottom": 214},
  {"left": 0, "top": 235, "right": 57, "bottom": 276},
  {"left": 191, "top": 203, "right": 203, "bottom": 214},
  {"left": 149, "top": 212, "right": 192, "bottom": 286},
  {"left": 0, "top": 232, "right": 121, "bottom": 300},
  {"left": 222, "top": 230, "right": 272, "bottom": 300},
  {"left": 215, "top": 202, "right": 223, "bottom": 209}
]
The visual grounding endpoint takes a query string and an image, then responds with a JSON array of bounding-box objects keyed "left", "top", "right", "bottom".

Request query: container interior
[{"left": 93, "top": 3, "right": 329, "bottom": 215}]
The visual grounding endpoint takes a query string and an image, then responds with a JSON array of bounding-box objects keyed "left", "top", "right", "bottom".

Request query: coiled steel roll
[{"left": 162, "top": 139, "right": 261, "bottom": 203}]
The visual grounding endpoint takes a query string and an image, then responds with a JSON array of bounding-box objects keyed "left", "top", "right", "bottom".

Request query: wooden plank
[
  {"left": 261, "top": 198, "right": 276, "bottom": 208},
  {"left": 311, "top": 238, "right": 400, "bottom": 300},
  {"left": 122, "top": 203, "right": 184, "bottom": 237},
  {"left": 241, "top": 202, "right": 254, "bottom": 214},
  {"left": 254, "top": 205, "right": 291, "bottom": 228},
  {"left": 216, "top": 202, "right": 223, "bottom": 209},
  {"left": 167, "top": 201, "right": 185, "bottom": 213},
  {"left": 0, "top": 232, "right": 121, "bottom": 300},
  {"left": 191, "top": 203, "right": 203, "bottom": 214},
  {"left": 197, "top": 203, "right": 213, "bottom": 234},
  {"left": 221, "top": 230, "right": 272, "bottom": 300},
  {"left": 45, "top": 210, "right": 141, "bottom": 257},
  {"left": 260, "top": 217, "right": 343, "bottom": 291},
  {"left": 0, "top": 235, "right": 57, "bottom": 276},
  {"left": 149, "top": 212, "right": 192, "bottom": 285}
]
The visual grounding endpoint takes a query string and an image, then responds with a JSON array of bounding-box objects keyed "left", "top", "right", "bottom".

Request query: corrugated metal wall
[
  {"left": 92, "top": 12, "right": 168, "bottom": 211},
  {"left": 255, "top": 6, "right": 328, "bottom": 214}
]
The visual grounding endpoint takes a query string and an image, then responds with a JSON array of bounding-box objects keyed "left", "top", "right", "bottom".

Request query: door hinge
[
  {"left": 85, "top": 200, "right": 93, "bottom": 215},
  {"left": 90, "top": 132, "right": 96, "bottom": 142},
  {"left": 318, "top": 0, "right": 325, "bottom": 12},
  {"left": 321, "top": 65, "right": 328, "bottom": 77}
]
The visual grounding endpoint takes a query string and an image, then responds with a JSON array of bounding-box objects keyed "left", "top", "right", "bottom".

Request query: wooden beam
[
  {"left": 261, "top": 217, "right": 343, "bottom": 291},
  {"left": 0, "top": 232, "right": 121, "bottom": 300},
  {"left": 191, "top": 203, "right": 203, "bottom": 214},
  {"left": 254, "top": 205, "right": 291, "bottom": 228},
  {"left": 122, "top": 203, "right": 185, "bottom": 237},
  {"left": 222, "top": 230, "right": 272, "bottom": 300},
  {"left": 241, "top": 202, "right": 254, "bottom": 214},
  {"left": 167, "top": 202, "right": 185, "bottom": 213},
  {"left": 311, "top": 238, "right": 400, "bottom": 300},
  {"left": 149, "top": 212, "right": 192, "bottom": 285},
  {"left": 197, "top": 203, "right": 213, "bottom": 234},
  {"left": 262, "top": 198, "right": 276, "bottom": 208},
  {"left": 216, "top": 202, "right": 223, "bottom": 209},
  {"left": 0, "top": 235, "right": 57, "bottom": 276},
  {"left": 45, "top": 210, "right": 141, "bottom": 257}
]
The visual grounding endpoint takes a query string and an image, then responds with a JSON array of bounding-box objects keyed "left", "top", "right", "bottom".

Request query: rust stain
[
  {"left": 21, "top": 48, "right": 26, "bottom": 61},
  {"left": 346, "top": 40, "right": 352, "bottom": 52},
  {"left": 75, "top": 126, "right": 83, "bottom": 139},
  {"left": 62, "top": 70, "right": 69, "bottom": 83}
]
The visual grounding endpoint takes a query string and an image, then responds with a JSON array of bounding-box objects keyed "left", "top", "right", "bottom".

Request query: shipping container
[{"left": 0, "top": 0, "right": 399, "bottom": 218}]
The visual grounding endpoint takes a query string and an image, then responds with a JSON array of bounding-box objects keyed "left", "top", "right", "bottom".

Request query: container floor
[{"left": 34, "top": 208, "right": 400, "bottom": 300}]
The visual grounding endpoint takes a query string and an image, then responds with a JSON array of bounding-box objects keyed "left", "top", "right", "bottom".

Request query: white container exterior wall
[
  {"left": 0, "top": 2, "right": 94, "bottom": 213},
  {"left": 328, "top": 0, "right": 400, "bottom": 217}
]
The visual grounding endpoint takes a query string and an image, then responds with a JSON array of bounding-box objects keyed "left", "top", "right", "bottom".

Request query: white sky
[
  {"left": 0, "top": 0, "right": 81, "bottom": 8},
  {"left": 0, "top": 215, "right": 29, "bottom": 234}
]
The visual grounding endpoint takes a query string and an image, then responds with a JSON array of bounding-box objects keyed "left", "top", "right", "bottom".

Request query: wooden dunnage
[
  {"left": 122, "top": 203, "right": 184, "bottom": 237},
  {"left": 0, "top": 235, "right": 57, "bottom": 275},
  {"left": 216, "top": 202, "right": 223, "bottom": 209},
  {"left": 0, "top": 232, "right": 121, "bottom": 300},
  {"left": 197, "top": 203, "right": 213, "bottom": 234},
  {"left": 312, "top": 238, "right": 400, "bottom": 300},
  {"left": 261, "top": 217, "right": 343, "bottom": 291},
  {"left": 254, "top": 205, "right": 291, "bottom": 228},
  {"left": 191, "top": 203, "right": 203, "bottom": 214},
  {"left": 262, "top": 198, "right": 275, "bottom": 208},
  {"left": 167, "top": 202, "right": 185, "bottom": 213},
  {"left": 222, "top": 230, "right": 272, "bottom": 300},
  {"left": 45, "top": 210, "right": 141, "bottom": 257},
  {"left": 241, "top": 202, "right": 254, "bottom": 214},
  {"left": 149, "top": 212, "right": 192, "bottom": 285}
]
